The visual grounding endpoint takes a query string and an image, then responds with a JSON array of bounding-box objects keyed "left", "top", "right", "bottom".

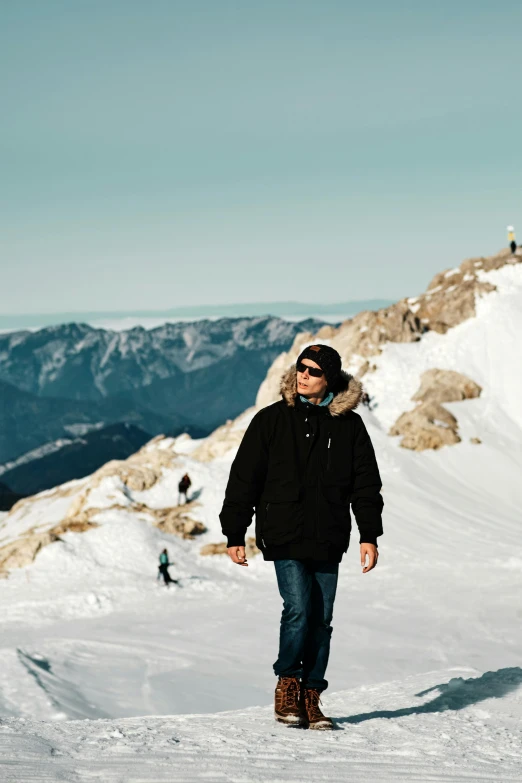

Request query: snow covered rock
[
  {"left": 197, "top": 251, "right": 515, "bottom": 457},
  {"left": 255, "top": 248, "right": 521, "bottom": 407},
  {"left": 190, "top": 408, "right": 257, "bottom": 462},
  {"left": 0, "top": 519, "right": 98, "bottom": 576},
  {"left": 390, "top": 402, "right": 460, "bottom": 450},
  {"left": 410, "top": 368, "right": 482, "bottom": 406},
  {"left": 389, "top": 369, "right": 482, "bottom": 451},
  {"left": 0, "top": 435, "right": 206, "bottom": 576},
  {"left": 153, "top": 504, "right": 206, "bottom": 538}
]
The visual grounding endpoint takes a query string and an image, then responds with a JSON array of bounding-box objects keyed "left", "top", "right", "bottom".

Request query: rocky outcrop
[
  {"left": 0, "top": 435, "right": 206, "bottom": 577},
  {"left": 153, "top": 505, "right": 206, "bottom": 538},
  {"left": 200, "top": 537, "right": 260, "bottom": 558},
  {"left": 190, "top": 410, "right": 257, "bottom": 462},
  {"left": 419, "top": 250, "right": 512, "bottom": 334},
  {"left": 390, "top": 403, "right": 461, "bottom": 451},
  {"left": 176, "top": 247, "right": 518, "bottom": 462},
  {"left": 390, "top": 369, "right": 482, "bottom": 450},
  {"left": 256, "top": 249, "right": 519, "bottom": 409},
  {"left": 410, "top": 369, "right": 483, "bottom": 406},
  {"left": 0, "top": 520, "right": 99, "bottom": 577}
]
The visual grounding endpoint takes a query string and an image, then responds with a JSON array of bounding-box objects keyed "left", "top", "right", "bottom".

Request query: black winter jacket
[{"left": 219, "top": 367, "right": 384, "bottom": 560}]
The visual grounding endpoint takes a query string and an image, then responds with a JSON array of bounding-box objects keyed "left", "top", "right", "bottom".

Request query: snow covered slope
[
  {"left": 0, "top": 255, "right": 521, "bottom": 780},
  {"left": 1, "top": 668, "right": 521, "bottom": 782},
  {"left": 366, "top": 262, "right": 522, "bottom": 436}
]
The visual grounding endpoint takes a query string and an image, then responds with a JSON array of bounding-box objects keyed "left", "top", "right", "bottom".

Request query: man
[
  {"left": 220, "top": 344, "right": 383, "bottom": 730},
  {"left": 178, "top": 473, "right": 192, "bottom": 505},
  {"left": 158, "top": 548, "right": 178, "bottom": 587}
]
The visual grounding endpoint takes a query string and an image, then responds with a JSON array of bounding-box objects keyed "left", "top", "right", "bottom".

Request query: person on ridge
[
  {"left": 158, "top": 548, "right": 178, "bottom": 587},
  {"left": 220, "top": 344, "right": 383, "bottom": 730},
  {"left": 178, "top": 473, "right": 192, "bottom": 505},
  {"left": 507, "top": 225, "right": 517, "bottom": 255}
]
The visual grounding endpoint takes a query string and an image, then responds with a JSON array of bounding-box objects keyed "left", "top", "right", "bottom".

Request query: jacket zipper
[
  {"left": 317, "top": 432, "right": 332, "bottom": 541},
  {"left": 261, "top": 503, "right": 270, "bottom": 547},
  {"left": 327, "top": 432, "right": 332, "bottom": 471}
]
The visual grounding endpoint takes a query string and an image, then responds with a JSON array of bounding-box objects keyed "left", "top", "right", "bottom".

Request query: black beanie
[{"left": 296, "top": 344, "right": 342, "bottom": 390}]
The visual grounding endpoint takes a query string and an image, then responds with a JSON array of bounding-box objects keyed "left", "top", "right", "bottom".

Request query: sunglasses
[{"left": 296, "top": 361, "right": 324, "bottom": 378}]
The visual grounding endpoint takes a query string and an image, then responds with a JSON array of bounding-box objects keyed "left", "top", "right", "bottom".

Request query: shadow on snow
[{"left": 337, "top": 667, "right": 522, "bottom": 724}]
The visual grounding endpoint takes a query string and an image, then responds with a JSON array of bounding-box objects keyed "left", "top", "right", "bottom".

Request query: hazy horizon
[{"left": 0, "top": 297, "right": 393, "bottom": 332}]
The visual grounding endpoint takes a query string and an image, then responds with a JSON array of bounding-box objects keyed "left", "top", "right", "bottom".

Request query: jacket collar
[
  {"left": 279, "top": 366, "right": 363, "bottom": 417},
  {"left": 299, "top": 391, "right": 334, "bottom": 407}
]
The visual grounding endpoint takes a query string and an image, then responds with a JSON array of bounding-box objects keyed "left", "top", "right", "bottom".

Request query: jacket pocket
[
  {"left": 319, "top": 490, "right": 352, "bottom": 550},
  {"left": 257, "top": 500, "right": 303, "bottom": 547}
]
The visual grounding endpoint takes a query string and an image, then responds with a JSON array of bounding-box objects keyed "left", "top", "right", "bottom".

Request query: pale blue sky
[{"left": 1, "top": 0, "right": 521, "bottom": 314}]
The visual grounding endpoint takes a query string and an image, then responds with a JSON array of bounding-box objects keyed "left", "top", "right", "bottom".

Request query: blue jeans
[{"left": 273, "top": 559, "right": 339, "bottom": 692}]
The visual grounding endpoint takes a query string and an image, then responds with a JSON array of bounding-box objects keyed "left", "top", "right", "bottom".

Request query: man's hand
[
  {"left": 360, "top": 543, "right": 378, "bottom": 573},
  {"left": 227, "top": 546, "right": 249, "bottom": 567}
]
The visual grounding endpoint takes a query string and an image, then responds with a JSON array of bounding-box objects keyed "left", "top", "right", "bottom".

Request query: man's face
[{"left": 297, "top": 359, "right": 328, "bottom": 398}]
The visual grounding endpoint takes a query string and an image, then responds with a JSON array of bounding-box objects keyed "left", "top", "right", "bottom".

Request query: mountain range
[
  {"left": 0, "top": 316, "right": 328, "bottom": 471},
  {"left": 0, "top": 377, "right": 189, "bottom": 467}
]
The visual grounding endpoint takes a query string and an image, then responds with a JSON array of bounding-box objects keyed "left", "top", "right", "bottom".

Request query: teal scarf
[{"left": 299, "top": 392, "right": 334, "bottom": 407}]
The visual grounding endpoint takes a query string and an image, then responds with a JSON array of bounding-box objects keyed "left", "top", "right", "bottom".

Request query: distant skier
[
  {"left": 178, "top": 473, "right": 192, "bottom": 505},
  {"left": 158, "top": 548, "right": 178, "bottom": 587},
  {"left": 507, "top": 225, "right": 517, "bottom": 255},
  {"left": 220, "top": 345, "right": 383, "bottom": 730}
]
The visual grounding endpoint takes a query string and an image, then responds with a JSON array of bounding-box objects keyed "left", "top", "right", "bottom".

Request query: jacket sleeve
[
  {"left": 351, "top": 415, "right": 384, "bottom": 545},
  {"left": 219, "top": 411, "right": 269, "bottom": 547}
]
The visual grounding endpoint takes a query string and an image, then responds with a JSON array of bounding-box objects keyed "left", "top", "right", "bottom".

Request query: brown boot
[
  {"left": 302, "top": 687, "right": 334, "bottom": 730},
  {"left": 274, "top": 677, "right": 304, "bottom": 726}
]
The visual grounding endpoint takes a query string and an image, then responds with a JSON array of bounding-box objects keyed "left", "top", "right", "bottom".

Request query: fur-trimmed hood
[{"left": 279, "top": 366, "right": 363, "bottom": 417}]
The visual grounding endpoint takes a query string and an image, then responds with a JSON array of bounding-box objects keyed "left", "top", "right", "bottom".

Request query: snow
[
  {"left": 167, "top": 434, "right": 205, "bottom": 455},
  {"left": 365, "top": 263, "right": 522, "bottom": 433},
  {"left": 230, "top": 407, "right": 257, "bottom": 433},
  {"left": 63, "top": 422, "right": 105, "bottom": 437},
  {"left": 0, "top": 481, "right": 88, "bottom": 547},
  {"left": 1, "top": 668, "right": 521, "bottom": 781},
  {"left": 81, "top": 475, "right": 134, "bottom": 512},
  {"left": 1, "top": 262, "right": 522, "bottom": 780}
]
